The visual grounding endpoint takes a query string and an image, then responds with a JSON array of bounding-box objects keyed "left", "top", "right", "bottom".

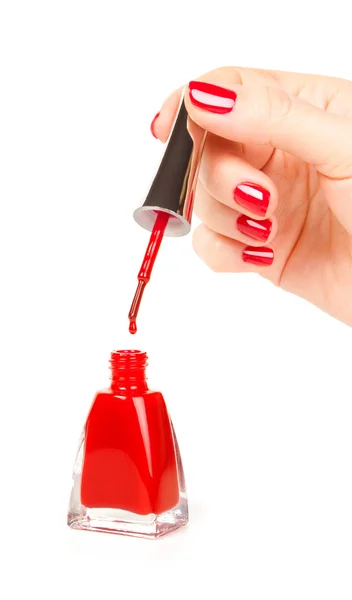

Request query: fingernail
[
  {"left": 234, "top": 183, "right": 270, "bottom": 216},
  {"left": 150, "top": 112, "right": 160, "bottom": 138},
  {"left": 242, "top": 246, "right": 274, "bottom": 266},
  {"left": 188, "top": 81, "right": 237, "bottom": 114},
  {"left": 237, "top": 215, "right": 272, "bottom": 242}
]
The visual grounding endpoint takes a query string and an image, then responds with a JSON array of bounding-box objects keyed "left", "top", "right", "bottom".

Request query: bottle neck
[{"left": 109, "top": 350, "right": 148, "bottom": 393}]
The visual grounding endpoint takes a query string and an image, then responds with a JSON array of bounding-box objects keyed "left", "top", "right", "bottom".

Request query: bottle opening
[
  {"left": 112, "top": 350, "right": 144, "bottom": 355},
  {"left": 110, "top": 350, "right": 148, "bottom": 375}
]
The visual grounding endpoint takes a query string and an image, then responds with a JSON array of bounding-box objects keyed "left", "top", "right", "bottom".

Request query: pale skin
[{"left": 152, "top": 67, "right": 352, "bottom": 327}]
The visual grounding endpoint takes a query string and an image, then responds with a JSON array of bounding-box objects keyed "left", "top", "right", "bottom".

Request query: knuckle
[{"left": 263, "top": 85, "right": 293, "bottom": 125}]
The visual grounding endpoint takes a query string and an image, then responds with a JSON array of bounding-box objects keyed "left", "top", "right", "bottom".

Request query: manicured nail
[
  {"left": 242, "top": 246, "right": 274, "bottom": 266},
  {"left": 234, "top": 183, "right": 270, "bottom": 216},
  {"left": 237, "top": 215, "right": 272, "bottom": 242},
  {"left": 150, "top": 112, "right": 160, "bottom": 138},
  {"left": 189, "top": 81, "right": 237, "bottom": 114}
]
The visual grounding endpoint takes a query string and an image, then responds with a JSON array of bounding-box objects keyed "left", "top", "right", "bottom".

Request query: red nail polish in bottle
[{"left": 68, "top": 350, "right": 188, "bottom": 539}]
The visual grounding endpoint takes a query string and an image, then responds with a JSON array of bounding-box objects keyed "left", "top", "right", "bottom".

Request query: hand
[{"left": 151, "top": 67, "right": 352, "bottom": 327}]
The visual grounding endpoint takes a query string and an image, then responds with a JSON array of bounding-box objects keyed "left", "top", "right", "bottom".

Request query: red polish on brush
[{"left": 128, "top": 211, "right": 169, "bottom": 334}]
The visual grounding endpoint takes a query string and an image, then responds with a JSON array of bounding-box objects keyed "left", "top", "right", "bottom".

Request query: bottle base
[{"left": 68, "top": 493, "right": 188, "bottom": 539}]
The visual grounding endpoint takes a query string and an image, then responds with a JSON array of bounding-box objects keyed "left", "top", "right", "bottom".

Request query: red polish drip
[
  {"left": 128, "top": 211, "right": 169, "bottom": 334},
  {"left": 80, "top": 350, "right": 180, "bottom": 515},
  {"left": 129, "top": 319, "right": 137, "bottom": 335}
]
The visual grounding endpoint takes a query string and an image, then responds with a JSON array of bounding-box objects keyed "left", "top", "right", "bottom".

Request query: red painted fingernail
[
  {"left": 242, "top": 246, "right": 274, "bottom": 266},
  {"left": 150, "top": 112, "right": 160, "bottom": 138},
  {"left": 234, "top": 183, "right": 270, "bottom": 216},
  {"left": 188, "top": 81, "right": 237, "bottom": 114},
  {"left": 237, "top": 215, "right": 272, "bottom": 242}
]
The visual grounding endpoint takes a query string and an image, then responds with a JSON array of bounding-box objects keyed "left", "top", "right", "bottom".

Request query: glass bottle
[{"left": 67, "top": 350, "right": 188, "bottom": 539}]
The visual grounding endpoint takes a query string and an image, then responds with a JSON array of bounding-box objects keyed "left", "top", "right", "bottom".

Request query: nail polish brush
[{"left": 128, "top": 98, "right": 206, "bottom": 333}]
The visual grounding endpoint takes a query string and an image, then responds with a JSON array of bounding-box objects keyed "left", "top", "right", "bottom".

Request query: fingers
[
  {"left": 186, "top": 79, "right": 352, "bottom": 180},
  {"left": 192, "top": 224, "right": 276, "bottom": 275},
  {"left": 150, "top": 88, "right": 183, "bottom": 142},
  {"left": 175, "top": 66, "right": 352, "bottom": 108},
  {"left": 152, "top": 66, "right": 352, "bottom": 143},
  {"left": 195, "top": 182, "right": 277, "bottom": 246},
  {"left": 152, "top": 67, "right": 352, "bottom": 235},
  {"left": 153, "top": 66, "right": 352, "bottom": 152},
  {"left": 199, "top": 135, "right": 278, "bottom": 219},
  {"left": 193, "top": 134, "right": 278, "bottom": 275}
]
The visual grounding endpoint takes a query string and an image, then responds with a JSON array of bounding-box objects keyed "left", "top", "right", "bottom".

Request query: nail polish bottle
[{"left": 68, "top": 350, "right": 188, "bottom": 539}]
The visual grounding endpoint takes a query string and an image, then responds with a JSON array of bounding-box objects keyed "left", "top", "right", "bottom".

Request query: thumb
[{"left": 186, "top": 79, "right": 352, "bottom": 233}]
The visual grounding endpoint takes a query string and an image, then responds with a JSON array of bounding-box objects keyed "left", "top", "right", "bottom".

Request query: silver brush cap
[{"left": 133, "top": 98, "right": 206, "bottom": 237}]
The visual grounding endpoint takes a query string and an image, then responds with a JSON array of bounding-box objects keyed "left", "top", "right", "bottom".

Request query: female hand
[{"left": 151, "top": 67, "right": 352, "bottom": 327}]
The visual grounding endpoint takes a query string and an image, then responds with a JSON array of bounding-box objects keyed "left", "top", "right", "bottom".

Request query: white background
[{"left": 0, "top": 1, "right": 351, "bottom": 598}]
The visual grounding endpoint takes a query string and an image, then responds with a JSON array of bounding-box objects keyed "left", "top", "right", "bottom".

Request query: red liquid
[
  {"left": 80, "top": 351, "right": 179, "bottom": 515},
  {"left": 128, "top": 211, "right": 169, "bottom": 334},
  {"left": 128, "top": 319, "right": 137, "bottom": 335}
]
